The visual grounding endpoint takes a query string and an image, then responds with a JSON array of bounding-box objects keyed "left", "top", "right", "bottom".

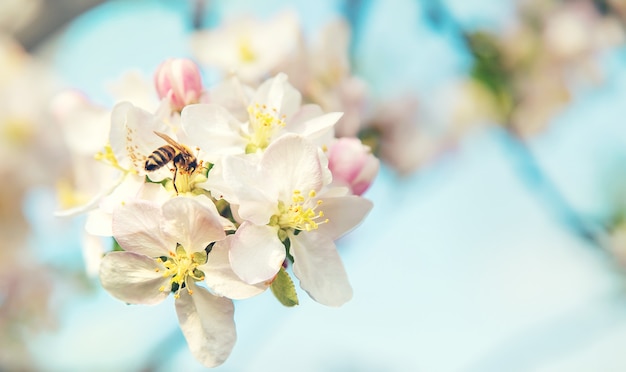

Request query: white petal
[
  {"left": 191, "top": 25, "right": 243, "bottom": 67},
  {"left": 201, "top": 237, "right": 268, "bottom": 299},
  {"left": 181, "top": 103, "right": 247, "bottom": 162},
  {"left": 175, "top": 282, "right": 236, "bottom": 368},
  {"left": 109, "top": 102, "right": 170, "bottom": 173},
  {"left": 320, "top": 186, "right": 350, "bottom": 198},
  {"left": 201, "top": 158, "right": 237, "bottom": 203},
  {"left": 54, "top": 173, "right": 125, "bottom": 217},
  {"left": 253, "top": 73, "right": 301, "bottom": 117},
  {"left": 290, "top": 232, "right": 352, "bottom": 307},
  {"left": 52, "top": 90, "right": 110, "bottom": 155},
  {"left": 318, "top": 147, "right": 333, "bottom": 187},
  {"left": 192, "top": 194, "right": 237, "bottom": 231},
  {"left": 112, "top": 200, "right": 173, "bottom": 257},
  {"left": 286, "top": 104, "right": 324, "bottom": 133},
  {"left": 82, "top": 233, "right": 106, "bottom": 277},
  {"left": 106, "top": 70, "right": 157, "bottom": 110},
  {"left": 298, "top": 112, "right": 343, "bottom": 140},
  {"left": 205, "top": 78, "right": 253, "bottom": 121},
  {"left": 316, "top": 196, "right": 373, "bottom": 240},
  {"left": 220, "top": 155, "right": 275, "bottom": 225},
  {"left": 85, "top": 208, "right": 113, "bottom": 237},
  {"left": 261, "top": 134, "right": 323, "bottom": 201},
  {"left": 99, "top": 251, "right": 170, "bottom": 305},
  {"left": 161, "top": 197, "right": 225, "bottom": 253},
  {"left": 99, "top": 173, "right": 145, "bottom": 213},
  {"left": 229, "top": 223, "right": 285, "bottom": 284},
  {"left": 135, "top": 181, "right": 172, "bottom": 204}
]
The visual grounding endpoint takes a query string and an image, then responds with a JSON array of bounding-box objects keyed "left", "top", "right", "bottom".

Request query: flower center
[
  {"left": 245, "top": 103, "right": 286, "bottom": 153},
  {"left": 156, "top": 243, "right": 207, "bottom": 298},
  {"left": 170, "top": 168, "right": 207, "bottom": 195},
  {"left": 273, "top": 190, "right": 329, "bottom": 233}
]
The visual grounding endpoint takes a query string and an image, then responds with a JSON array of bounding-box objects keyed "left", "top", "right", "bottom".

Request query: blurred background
[{"left": 3, "top": 0, "right": 626, "bottom": 370}]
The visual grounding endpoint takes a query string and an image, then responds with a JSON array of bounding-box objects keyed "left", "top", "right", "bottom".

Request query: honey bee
[{"left": 145, "top": 131, "right": 198, "bottom": 194}]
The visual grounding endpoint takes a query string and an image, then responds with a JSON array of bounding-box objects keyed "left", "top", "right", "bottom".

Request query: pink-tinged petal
[
  {"left": 261, "top": 134, "right": 323, "bottom": 200},
  {"left": 175, "top": 282, "right": 236, "bottom": 368},
  {"left": 112, "top": 200, "right": 173, "bottom": 257},
  {"left": 229, "top": 223, "right": 285, "bottom": 284},
  {"left": 154, "top": 58, "right": 203, "bottom": 111},
  {"left": 316, "top": 196, "right": 373, "bottom": 240},
  {"left": 161, "top": 197, "right": 225, "bottom": 253},
  {"left": 351, "top": 154, "right": 380, "bottom": 196},
  {"left": 327, "top": 137, "right": 379, "bottom": 195},
  {"left": 181, "top": 103, "right": 247, "bottom": 161},
  {"left": 290, "top": 232, "right": 352, "bottom": 307},
  {"left": 99, "top": 251, "right": 170, "bottom": 305},
  {"left": 200, "top": 237, "right": 268, "bottom": 300}
]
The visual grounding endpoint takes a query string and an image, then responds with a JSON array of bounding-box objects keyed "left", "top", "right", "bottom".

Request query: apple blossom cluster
[{"left": 56, "top": 58, "right": 378, "bottom": 368}]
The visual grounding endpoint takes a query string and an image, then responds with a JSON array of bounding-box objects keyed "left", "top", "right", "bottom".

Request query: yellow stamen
[
  {"left": 275, "top": 190, "right": 328, "bottom": 232},
  {"left": 245, "top": 103, "right": 286, "bottom": 152},
  {"left": 155, "top": 244, "right": 207, "bottom": 298}
]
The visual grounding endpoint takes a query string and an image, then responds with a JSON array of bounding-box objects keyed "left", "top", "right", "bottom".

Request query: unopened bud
[
  {"left": 327, "top": 137, "right": 379, "bottom": 196},
  {"left": 154, "top": 58, "right": 203, "bottom": 112}
]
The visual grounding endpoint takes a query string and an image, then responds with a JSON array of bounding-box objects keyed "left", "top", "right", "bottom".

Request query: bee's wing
[{"left": 154, "top": 131, "right": 188, "bottom": 153}]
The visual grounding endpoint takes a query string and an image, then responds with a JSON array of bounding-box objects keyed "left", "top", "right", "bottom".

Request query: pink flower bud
[
  {"left": 154, "top": 58, "right": 203, "bottom": 112},
  {"left": 327, "top": 137, "right": 379, "bottom": 196}
]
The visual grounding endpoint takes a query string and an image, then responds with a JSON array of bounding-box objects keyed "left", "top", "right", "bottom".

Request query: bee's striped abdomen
[{"left": 145, "top": 145, "right": 176, "bottom": 171}]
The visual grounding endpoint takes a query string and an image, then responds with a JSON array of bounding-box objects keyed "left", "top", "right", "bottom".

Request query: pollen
[{"left": 276, "top": 189, "right": 329, "bottom": 232}]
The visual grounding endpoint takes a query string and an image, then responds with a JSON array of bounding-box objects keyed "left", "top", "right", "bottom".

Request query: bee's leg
[{"left": 172, "top": 166, "right": 179, "bottom": 194}]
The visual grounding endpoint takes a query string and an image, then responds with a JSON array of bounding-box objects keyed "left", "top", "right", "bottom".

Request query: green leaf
[
  {"left": 270, "top": 267, "right": 299, "bottom": 307},
  {"left": 112, "top": 239, "right": 124, "bottom": 252}
]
